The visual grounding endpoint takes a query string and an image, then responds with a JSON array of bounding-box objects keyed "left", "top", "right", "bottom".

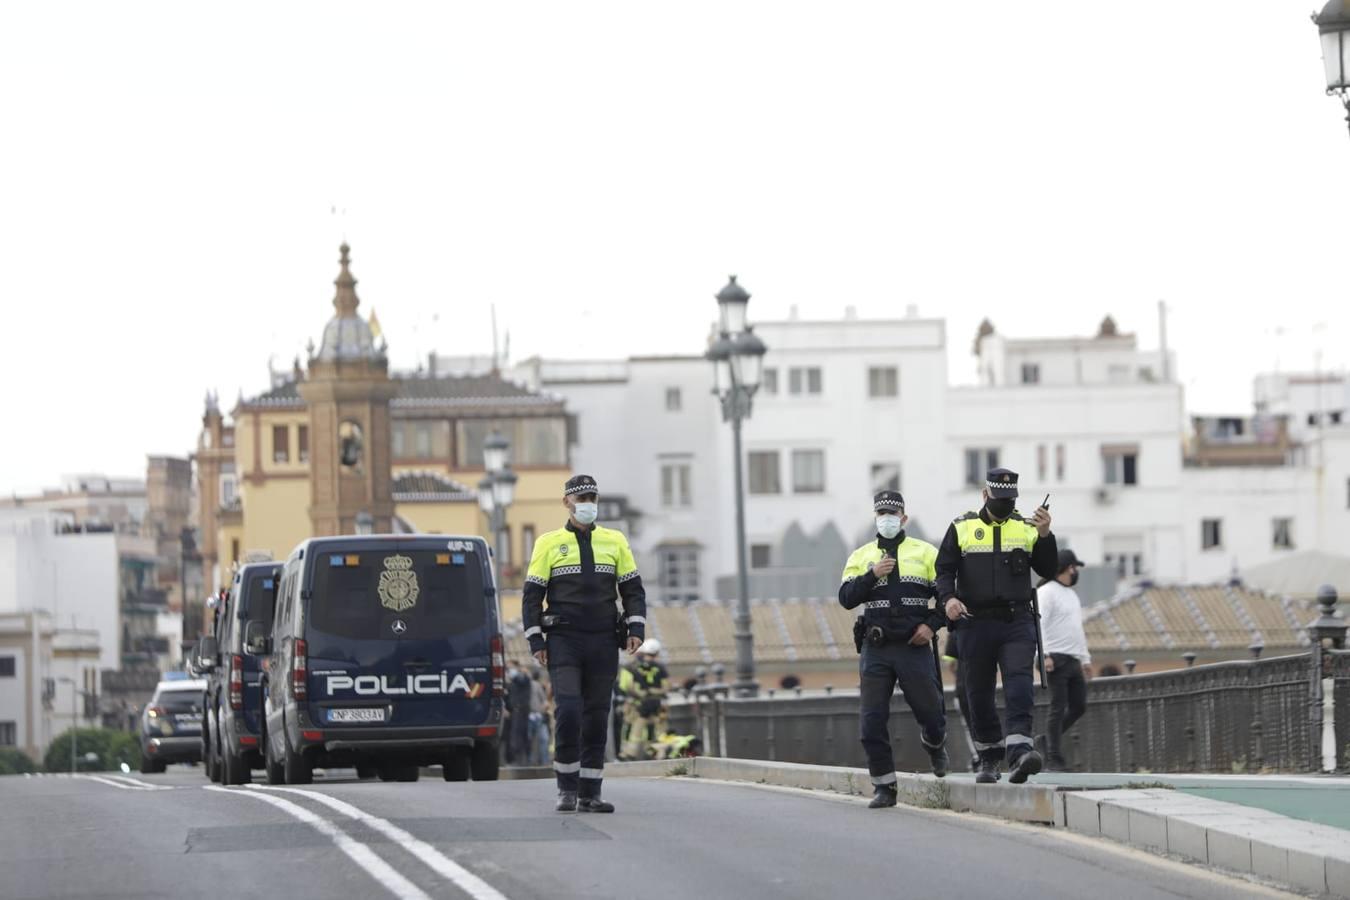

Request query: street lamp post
[
  {"left": 1314, "top": 0, "right": 1350, "bottom": 140},
  {"left": 477, "top": 431, "right": 518, "bottom": 591},
  {"left": 706, "top": 276, "right": 768, "bottom": 698}
]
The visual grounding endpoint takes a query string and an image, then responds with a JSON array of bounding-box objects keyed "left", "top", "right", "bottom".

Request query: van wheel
[
  {"left": 264, "top": 732, "right": 285, "bottom": 785},
  {"left": 283, "top": 734, "right": 313, "bottom": 785},
  {"left": 223, "top": 746, "right": 251, "bottom": 785},
  {"left": 207, "top": 734, "right": 223, "bottom": 784},
  {"left": 442, "top": 747, "right": 470, "bottom": 782},
  {"left": 470, "top": 740, "right": 499, "bottom": 781},
  {"left": 140, "top": 754, "right": 165, "bottom": 775},
  {"left": 356, "top": 764, "right": 377, "bottom": 780}
]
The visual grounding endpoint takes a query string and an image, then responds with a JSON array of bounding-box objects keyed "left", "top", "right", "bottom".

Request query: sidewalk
[
  {"left": 1029, "top": 772, "right": 1350, "bottom": 833},
  {"left": 607, "top": 758, "right": 1350, "bottom": 897}
]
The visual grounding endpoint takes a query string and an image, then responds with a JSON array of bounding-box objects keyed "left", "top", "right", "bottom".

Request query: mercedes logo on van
[{"left": 391, "top": 619, "right": 408, "bottom": 635}]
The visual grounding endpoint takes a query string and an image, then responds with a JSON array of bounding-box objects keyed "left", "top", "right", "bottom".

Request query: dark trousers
[
  {"left": 547, "top": 630, "right": 618, "bottom": 797},
  {"left": 859, "top": 640, "right": 946, "bottom": 785},
  {"left": 956, "top": 614, "right": 1036, "bottom": 765},
  {"left": 1046, "top": 653, "right": 1087, "bottom": 762},
  {"left": 509, "top": 706, "right": 530, "bottom": 763}
]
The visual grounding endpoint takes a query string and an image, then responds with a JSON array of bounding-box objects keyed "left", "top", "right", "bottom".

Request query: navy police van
[
  {"left": 199, "top": 561, "right": 279, "bottom": 784},
  {"left": 258, "top": 534, "right": 504, "bottom": 784}
]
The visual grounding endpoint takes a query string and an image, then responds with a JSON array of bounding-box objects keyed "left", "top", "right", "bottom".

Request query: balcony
[{"left": 1186, "top": 415, "right": 1295, "bottom": 467}]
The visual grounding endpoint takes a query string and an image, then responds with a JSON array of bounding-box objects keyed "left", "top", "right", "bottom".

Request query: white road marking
[
  {"left": 75, "top": 774, "right": 171, "bottom": 792},
  {"left": 204, "top": 786, "right": 430, "bottom": 900},
  {"left": 247, "top": 784, "right": 511, "bottom": 900},
  {"left": 98, "top": 773, "right": 173, "bottom": 791}
]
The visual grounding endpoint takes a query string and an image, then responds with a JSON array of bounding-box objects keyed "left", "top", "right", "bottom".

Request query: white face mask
[
  {"left": 876, "top": 515, "right": 902, "bottom": 539},
  {"left": 573, "top": 502, "right": 598, "bottom": 525}
]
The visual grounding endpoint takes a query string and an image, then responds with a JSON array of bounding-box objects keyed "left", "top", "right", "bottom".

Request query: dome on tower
[{"left": 315, "top": 243, "right": 380, "bottom": 362}]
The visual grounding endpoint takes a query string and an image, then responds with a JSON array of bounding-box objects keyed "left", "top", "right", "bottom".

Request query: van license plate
[{"left": 328, "top": 708, "right": 386, "bottom": 723}]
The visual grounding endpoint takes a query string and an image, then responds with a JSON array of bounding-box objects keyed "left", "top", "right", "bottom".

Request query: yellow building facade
[{"left": 193, "top": 244, "right": 573, "bottom": 594}]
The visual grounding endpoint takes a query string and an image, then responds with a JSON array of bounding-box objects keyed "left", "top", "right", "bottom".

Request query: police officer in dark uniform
[
  {"left": 523, "top": 475, "right": 647, "bottom": 812},
  {"left": 839, "top": 490, "right": 949, "bottom": 808},
  {"left": 936, "top": 468, "right": 1058, "bottom": 784}
]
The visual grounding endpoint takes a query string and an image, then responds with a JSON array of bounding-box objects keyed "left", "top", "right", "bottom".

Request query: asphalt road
[{"left": 0, "top": 768, "right": 1297, "bottom": 900}]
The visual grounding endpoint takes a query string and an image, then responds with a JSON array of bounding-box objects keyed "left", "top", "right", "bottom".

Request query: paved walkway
[{"left": 991, "top": 772, "right": 1350, "bottom": 832}]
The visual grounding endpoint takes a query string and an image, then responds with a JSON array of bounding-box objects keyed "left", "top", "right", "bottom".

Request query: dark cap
[
  {"left": 1058, "top": 548, "right": 1085, "bottom": 571},
  {"left": 985, "top": 467, "right": 1019, "bottom": 498},
  {"left": 873, "top": 490, "right": 905, "bottom": 513},
  {"left": 564, "top": 474, "right": 598, "bottom": 497}
]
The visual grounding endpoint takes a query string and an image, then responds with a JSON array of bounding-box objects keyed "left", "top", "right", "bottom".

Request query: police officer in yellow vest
[
  {"left": 524, "top": 475, "right": 647, "bottom": 812},
  {"left": 840, "top": 490, "right": 949, "bottom": 808},
  {"left": 936, "top": 468, "right": 1058, "bottom": 784}
]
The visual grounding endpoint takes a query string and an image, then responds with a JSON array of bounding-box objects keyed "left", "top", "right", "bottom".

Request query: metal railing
[{"left": 671, "top": 650, "right": 1344, "bottom": 774}]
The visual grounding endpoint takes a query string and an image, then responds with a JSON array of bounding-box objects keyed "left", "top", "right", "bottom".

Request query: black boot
[
  {"left": 925, "top": 743, "right": 949, "bottom": 778},
  {"left": 976, "top": 756, "right": 1001, "bottom": 784},
  {"left": 1008, "top": 750, "right": 1043, "bottom": 784},
  {"left": 556, "top": 791, "right": 578, "bottom": 812},
  {"left": 578, "top": 792, "right": 615, "bottom": 813},
  {"left": 868, "top": 785, "right": 898, "bottom": 808}
]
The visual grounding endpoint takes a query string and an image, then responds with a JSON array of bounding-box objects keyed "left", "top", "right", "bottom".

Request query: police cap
[
  {"left": 564, "top": 474, "right": 599, "bottom": 497},
  {"left": 873, "top": 490, "right": 905, "bottom": 513},
  {"left": 986, "top": 467, "right": 1019, "bottom": 498}
]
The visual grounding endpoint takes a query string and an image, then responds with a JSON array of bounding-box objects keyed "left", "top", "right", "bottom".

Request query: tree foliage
[{"left": 42, "top": 728, "right": 140, "bottom": 773}]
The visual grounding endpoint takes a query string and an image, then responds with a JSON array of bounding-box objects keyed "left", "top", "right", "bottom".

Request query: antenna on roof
[{"left": 490, "top": 304, "right": 500, "bottom": 376}]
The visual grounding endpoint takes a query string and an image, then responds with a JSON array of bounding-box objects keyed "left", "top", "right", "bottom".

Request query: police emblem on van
[{"left": 378, "top": 554, "right": 419, "bottom": 612}]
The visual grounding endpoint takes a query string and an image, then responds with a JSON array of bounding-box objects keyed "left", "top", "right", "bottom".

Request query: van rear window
[
  {"left": 156, "top": 689, "right": 202, "bottom": 713},
  {"left": 308, "top": 550, "right": 486, "bottom": 640},
  {"left": 241, "top": 572, "right": 277, "bottom": 631}
]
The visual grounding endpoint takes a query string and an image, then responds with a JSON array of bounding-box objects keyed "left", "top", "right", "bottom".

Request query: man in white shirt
[{"left": 1037, "top": 549, "right": 1091, "bottom": 771}]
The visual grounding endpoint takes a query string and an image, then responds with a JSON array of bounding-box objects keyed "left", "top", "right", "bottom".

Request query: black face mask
[
  {"left": 986, "top": 498, "right": 1016, "bottom": 520},
  {"left": 1067, "top": 571, "right": 1080, "bottom": 587}
]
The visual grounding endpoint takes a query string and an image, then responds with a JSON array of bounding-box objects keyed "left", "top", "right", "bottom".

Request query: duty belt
[{"left": 964, "top": 603, "right": 1032, "bottom": 622}]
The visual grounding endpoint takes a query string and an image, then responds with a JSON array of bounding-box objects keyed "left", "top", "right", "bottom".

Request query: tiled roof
[
  {"left": 391, "top": 470, "right": 475, "bottom": 503},
  {"left": 240, "top": 374, "right": 561, "bottom": 411}
]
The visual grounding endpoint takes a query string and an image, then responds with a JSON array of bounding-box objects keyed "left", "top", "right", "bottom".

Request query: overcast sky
[{"left": 2, "top": 2, "right": 1347, "bottom": 496}]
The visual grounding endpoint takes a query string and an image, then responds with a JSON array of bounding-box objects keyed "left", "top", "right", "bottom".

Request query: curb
[
  {"left": 606, "top": 757, "right": 1350, "bottom": 897},
  {"left": 608, "top": 757, "right": 1060, "bottom": 824}
]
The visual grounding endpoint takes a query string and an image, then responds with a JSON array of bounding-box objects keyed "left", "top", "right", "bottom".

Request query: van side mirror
[
  {"left": 197, "top": 635, "right": 219, "bottom": 669},
  {"left": 244, "top": 622, "right": 272, "bottom": 655}
]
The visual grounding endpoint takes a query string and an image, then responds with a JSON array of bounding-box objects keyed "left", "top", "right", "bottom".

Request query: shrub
[
  {"left": 43, "top": 728, "right": 141, "bottom": 773},
  {"left": 0, "top": 747, "right": 40, "bottom": 775}
]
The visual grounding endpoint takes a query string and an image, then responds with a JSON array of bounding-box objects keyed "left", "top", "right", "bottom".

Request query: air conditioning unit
[{"left": 1094, "top": 486, "right": 1116, "bottom": 505}]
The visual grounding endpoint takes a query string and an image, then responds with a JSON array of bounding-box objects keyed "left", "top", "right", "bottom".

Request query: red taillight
[
  {"left": 146, "top": 706, "right": 166, "bottom": 719},
  {"left": 239, "top": 736, "right": 258, "bottom": 746},
  {"left": 301, "top": 730, "right": 323, "bottom": 742},
  {"left": 476, "top": 725, "right": 497, "bottom": 737},
  {"left": 229, "top": 655, "right": 244, "bottom": 711},
  {"left": 292, "top": 639, "right": 307, "bottom": 700},
  {"left": 490, "top": 634, "right": 505, "bottom": 699}
]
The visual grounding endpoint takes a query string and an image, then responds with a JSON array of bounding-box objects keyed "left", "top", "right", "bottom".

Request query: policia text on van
[{"left": 255, "top": 535, "right": 506, "bottom": 785}]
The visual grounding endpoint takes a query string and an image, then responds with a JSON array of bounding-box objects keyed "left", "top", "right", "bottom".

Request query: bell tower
[{"left": 298, "top": 243, "right": 396, "bottom": 536}]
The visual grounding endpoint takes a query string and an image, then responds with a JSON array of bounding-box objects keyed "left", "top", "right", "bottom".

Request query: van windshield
[
  {"left": 241, "top": 572, "right": 276, "bottom": 631},
  {"left": 308, "top": 549, "right": 486, "bottom": 640}
]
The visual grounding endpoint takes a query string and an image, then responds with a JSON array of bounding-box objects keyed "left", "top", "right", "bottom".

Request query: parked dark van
[
  {"left": 199, "top": 561, "right": 279, "bottom": 784},
  {"left": 258, "top": 535, "right": 504, "bottom": 784}
]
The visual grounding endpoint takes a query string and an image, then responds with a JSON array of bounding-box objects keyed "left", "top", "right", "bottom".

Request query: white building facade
[{"left": 512, "top": 312, "right": 1349, "bottom": 606}]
